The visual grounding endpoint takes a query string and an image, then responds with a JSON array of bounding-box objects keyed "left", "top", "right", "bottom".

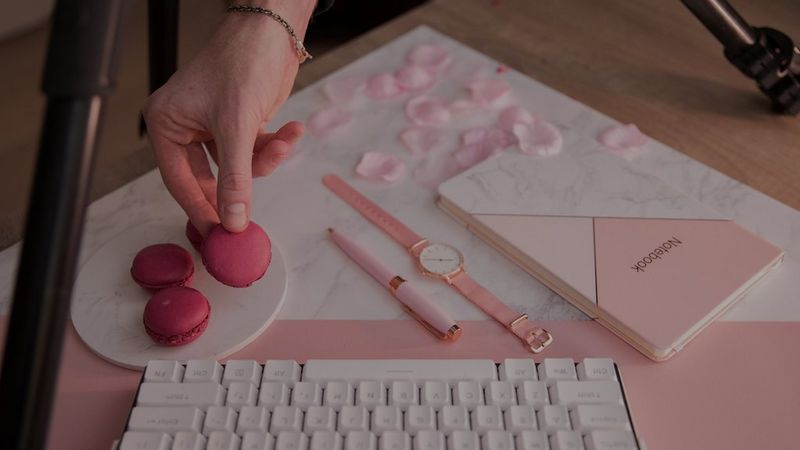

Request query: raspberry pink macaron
[
  {"left": 143, "top": 286, "right": 211, "bottom": 346},
  {"left": 202, "top": 221, "right": 272, "bottom": 287},
  {"left": 185, "top": 220, "right": 204, "bottom": 251},
  {"left": 130, "top": 243, "right": 194, "bottom": 290}
]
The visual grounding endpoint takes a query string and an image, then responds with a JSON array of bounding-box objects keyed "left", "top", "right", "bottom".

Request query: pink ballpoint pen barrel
[{"left": 328, "top": 228, "right": 461, "bottom": 341}]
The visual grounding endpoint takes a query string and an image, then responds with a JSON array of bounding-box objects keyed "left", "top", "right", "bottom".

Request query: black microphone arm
[{"left": 682, "top": 0, "right": 800, "bottom": 114}]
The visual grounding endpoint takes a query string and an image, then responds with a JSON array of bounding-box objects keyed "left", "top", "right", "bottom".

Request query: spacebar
[{"left": 302, "top": 359, "right": 498, "bottom": 384}]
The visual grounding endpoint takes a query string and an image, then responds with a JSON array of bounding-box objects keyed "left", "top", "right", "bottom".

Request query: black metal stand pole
[
  {"left": 0, "top": 1, "right": 129, "bottom": 449},
  {"left": 140, "top": 0, "right": 179, "bottom": 135}
]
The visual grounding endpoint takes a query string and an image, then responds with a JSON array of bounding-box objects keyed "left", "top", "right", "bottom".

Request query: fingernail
[{"left": 223, "top": 202, "right": 248, "bottom": 230}]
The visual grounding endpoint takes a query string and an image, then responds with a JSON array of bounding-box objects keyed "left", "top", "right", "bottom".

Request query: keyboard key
[
  {"left": 447, "top": 431, "right": 479, "bottom": 450},
  {"left": 171, "top": 431, "right": 206, "bottom": 450},
  {"left": 137, "top": 382, "right": 226, "bottom": 408},
  {"left": 293, "top": 381, "right": 323, "bottom": 408},
  {"left": 371, "top": 405, "right": 403, "bottom": 435},
  {"left": 237, "top": 406, "right": 270, "bottom": 434},
  {"left": 203, "top": 406, "right": 237, "bottom": 435},
  {"left": 310, "top": 431, "right": 343, "bottom": 450},
  {"left": 184, "top": 360, "right": 223, "bottom": 383},
  {"left": 413, "top": 430, "right": 445, "bottom": 450},
  {"left": 471, "top": 405, "right": 503, "bottom": 433},
  {"left": 388, "top": 381, "right": 418, "bottom": 408},
  {"left": 538, "top": 405, "right": 571, "bottom": 431},
  {"left": 241, "top": 432, "right": 275, "bottom": 450},
  {"left": 357, "top": 381, "right": 387, "bottom": 410},
  {"left": 302, "top": 360, "right": 497, "bottom": 386},
  {"left": 453, "top": 381, "right": 483, "bottom": 410},
  {"left": 119, "top": 431, "right": 172, "bottom": 450},
  {"left": 486, "top": 381, "right": 517, "bottom": 407},
  {"left": 577, "top": 359, "right": 617, "bottom": 381},
  {"left": 305, "top": 406, "right": 337, "bottom": 433},
  {"left": 128, "top": 406, "right": 204, "bottom": 433},
  {"left": 275, "top": 430, "right": 309, "bottom": 450},
  {"left": 570, "top": 405, "right": 631, "bottom": 432},
  {"left": 259, "top": 381, "right": 291, "bottom": 408},
  {"left": 515, "top": 430, "right": 550, "bottom": 450},
  {"left": 550, "top": 430, "right": 584, "bottom": 450},
  {"left": 538, "top": 359, "right": 577, "bottom": 386},
  {"left": 404, "top": 405, "right": 436, "bottom": 435},
  {"left": 222, "top": 360, "right": 262, "bottom": 387},
  {"left": 583, "top": 430, "right": 638, "bottom": 450},
  {"left": 518, "top": 381, "right": 549, "bottom": 408},
  {"left": 344, "top": 431, "right": 376, "bottom": 450},
  {"left": 338, "top": 406, "right": 370, "bottom": 433},
  {"left": 504, "top": 405, "right": 538, "bottom": 432},
  {"left": 324, "top": 381, "right": 354, "bottom": 408},
  {"left": 144, "top": 360, "right": 185, "bottom": 383},
  {"left": 438, "top": 405, "right": 469, "bottom": 432},
  {"left": 549, "top": 381, "right": 623, "bottom": 407},
  {"left": 207, "top": 431, "right": 240, "bottom": 450},
  {"left": 378, "top": 430, "right": 410, "bottom": 450},
  {"left": 421, "top": 381, "right": 451, "bottom": 410},
  {"left": 271, "top": 406, "right": 304, "bottom": 433},
  {"left": 481, "top": 431, "right": 515, "bottom": 450},
  {"left": 263, "top": 360, "right": 302, "bottom": 385},
  {"left": 499, "top": 358, "right": 538, "bottom": 385},
  {"left": 227, "top": 381, "right": 258, "bottom": 410}
]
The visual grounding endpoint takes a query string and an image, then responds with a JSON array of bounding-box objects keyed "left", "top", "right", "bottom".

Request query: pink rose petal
[
  {"left": 453, "top": 143, "right": 504, "bottom": 169},
  {"left": 597, "top": 124, "right": 649, "bottom": 151},
  {"left": 468, "top": 78, "right": 511, "bottom": 105},
  {"left": 497, "top": 105, "right": 538, "bottom": 131},
  {"left": 307, "top": 106, "right": 352, "bottom": 137},
  {"left": 405, "top": 95, "right": 451, "bottom": 126},
  {"left": 395, "top": 65, "right": 436, "bottom": 92},
  {"left": 406, "top": 43, "right": 451, "bottom": 72},
  {"left": 461, "top": 126, "right": 514, "bottom": 150},
  {"left": 323, "top": 75, "right": 366, "bottom": 104},
  {"left": 399, "top": 127, "right": 444, "bottom": 156},
  {"left": 365, "top": 73, "right": 405, "bottom": 99},
  {"left": 448, "top": 98, "right": 481, "bottom": 116},
  {"left": 412, "top": 155, "right": 463, "bottom": 190},
  {"left": 355, "top": 152, "right": 406, "bottom": 183},
  {"left": 512, "top": 121, "right": 563, "bottom": 157}
]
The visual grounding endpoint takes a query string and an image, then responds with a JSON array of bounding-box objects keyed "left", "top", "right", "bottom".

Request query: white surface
[
  {"left": 70, "top": 218, "right": 288, "bottom": 369},
  {"left": 1, "top": 26, "right": 799, "bottom": 323}
]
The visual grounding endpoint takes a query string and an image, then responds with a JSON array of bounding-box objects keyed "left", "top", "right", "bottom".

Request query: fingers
[
  {"left": 214, "top": 120, "right": 258, "bottom": 232},
  {"left": 252, "top": 121, "right": 304, "bottom": 177},
  {"left": 187, "top": 142, "right": 218, "bottom": 209},
  {"left": 150, "top": 135, "right": 219, "bottom": 236}
]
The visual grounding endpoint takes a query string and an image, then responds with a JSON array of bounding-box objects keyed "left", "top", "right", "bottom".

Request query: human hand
[{"left": 143, "top": 1, "right": 315, "bottom": 235}]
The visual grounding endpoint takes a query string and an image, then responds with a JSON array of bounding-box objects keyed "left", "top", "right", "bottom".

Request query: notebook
[{"left": 437, "top": 146, "right": 783, "bottom": 361}]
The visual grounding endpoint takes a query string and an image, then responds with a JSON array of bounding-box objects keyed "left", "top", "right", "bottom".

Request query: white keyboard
[{"left": 114, "top": 358, "right": 642, "bottom": 450}]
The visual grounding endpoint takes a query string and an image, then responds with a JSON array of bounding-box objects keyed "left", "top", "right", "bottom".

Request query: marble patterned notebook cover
[{"left": 438, "top": 147, "right": 784, "bottom": 361}]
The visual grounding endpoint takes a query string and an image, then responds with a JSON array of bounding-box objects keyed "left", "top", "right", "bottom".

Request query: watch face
[{"left": 419, "top": 243, "right": 464, "bottom": 277}]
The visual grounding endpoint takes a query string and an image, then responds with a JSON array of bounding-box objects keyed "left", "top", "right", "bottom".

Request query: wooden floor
[{"left": 1, "top": 0, "right": 799, "bottom": 249}]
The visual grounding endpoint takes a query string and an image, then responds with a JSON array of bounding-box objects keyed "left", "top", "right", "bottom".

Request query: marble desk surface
[{"left": 1, "top": 26, "right": 799, "bottom": 328}]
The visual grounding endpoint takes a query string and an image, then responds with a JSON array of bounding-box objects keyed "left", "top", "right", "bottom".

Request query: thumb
[{"left": 214, "top": 120, "right": 257, "bottom": 232}]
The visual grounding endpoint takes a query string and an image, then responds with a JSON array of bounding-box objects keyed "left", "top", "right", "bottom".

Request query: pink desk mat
[{"left": 0, "top": 318, "right": 798, "bottom": 450}]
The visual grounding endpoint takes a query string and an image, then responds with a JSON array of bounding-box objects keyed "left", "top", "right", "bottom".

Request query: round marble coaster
[{"left": 71, "top": 218, "right": 287, "bottom": 370}]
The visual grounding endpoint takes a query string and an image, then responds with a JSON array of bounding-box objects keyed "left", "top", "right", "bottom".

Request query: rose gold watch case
[{"left": 410, "top": 239, "right": 466, "bottom": 283}]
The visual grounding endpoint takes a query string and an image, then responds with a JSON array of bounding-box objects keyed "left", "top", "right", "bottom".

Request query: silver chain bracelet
[{"left": 227, "top": 5, "right": 313, "bottom": 63}]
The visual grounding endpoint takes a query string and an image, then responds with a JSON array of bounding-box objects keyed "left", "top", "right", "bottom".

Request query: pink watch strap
[
  {"left": 450, "top": 272, "right": 553, "bottom": 353},
  {"left": 323, "top": 174, "right": 424, "bottom": 249}
]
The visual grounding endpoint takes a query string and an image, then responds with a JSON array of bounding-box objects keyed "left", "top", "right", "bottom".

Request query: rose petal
[
  {"left": 448, "top": 98, "right": 481, "bottom": 116},
  {"left": 406, "top": 43, "right": 451, "bottom": 72},
  {"left": 412, "top": 155, "right": 464, "bottom": 190},
  {"left": 453, "top": 143, "right": 504, "bottom": 169},
  {"left": 461, "top": 126, "right": 513, "bottom": 148},
  {"left": 405, "top": 95, "right": 451, "bottom": 126},
  {"left": 497, "top": 105, "right": 538, "bottom": 131},
  {"left": 512, "top": 121, "right": 563, "bottom": 156},
  {"left": 365, "top": 73, "right": 405, "bottom": 99},
  {"left": 307, "top": 106, "right": 352, "bottom": 137},
  {"left": 468, "top": 78, "right": 511, "bottom": 105},
  {"left": 323, "top": 75, "right": 366, "bottom": 104},
  {"left": 395, "top": 65, "right": 436, "bottom": 92},
  {"left": 355, "top": 152, "right": 406, "bottom": 183},
  {"left": 399, "top": 127, "right": 444, "bottom": 156},
  {"left": 597, "top": 124, "right": 649, "bottom": 151}
]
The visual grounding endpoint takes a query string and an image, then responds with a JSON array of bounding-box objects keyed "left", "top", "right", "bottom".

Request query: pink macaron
[
  {"left": 202, "top": 221, "right": 272, "bottom": 287},
  {"left": 185, "top": 220, "right": 204, "bottom": 252},
  {"left": 143, "top": 286, "right": 211, "bottom": 346},
  {"left": 131, "top": 243, "right": 194, "bottom": 291}
]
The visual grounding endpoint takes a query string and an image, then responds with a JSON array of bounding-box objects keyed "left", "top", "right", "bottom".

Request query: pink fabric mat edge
[{"left": 0, "top": 317, "right": 798, "bottom": 450}]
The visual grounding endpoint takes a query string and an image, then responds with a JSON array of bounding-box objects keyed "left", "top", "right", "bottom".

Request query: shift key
[
  {"left": 137, "top": 382, "right": 226, "bottom": 407},
  {"left": 549, "top": 381, "right": 623, "bottom": 407}
]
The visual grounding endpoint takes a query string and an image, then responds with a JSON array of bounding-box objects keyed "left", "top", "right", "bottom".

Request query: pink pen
[{"left": 328, "top": 228, "right": 462, "bottom": 341}]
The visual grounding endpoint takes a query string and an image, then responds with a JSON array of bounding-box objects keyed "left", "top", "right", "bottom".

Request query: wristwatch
[{"left": 323, "top": 174, "right": 553, "bottom": 353}]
